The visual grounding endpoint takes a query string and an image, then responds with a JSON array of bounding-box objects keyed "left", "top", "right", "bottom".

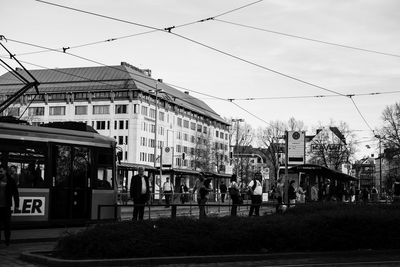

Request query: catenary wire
[
  {"left": 214, "top": 19, "right": 400, "bottom": 59},
  {"left": 15, "top": 0, "right": 263, "bottom": 56},
  {"left": 32, "top": 0, "right": 346, "bottom": 97}
]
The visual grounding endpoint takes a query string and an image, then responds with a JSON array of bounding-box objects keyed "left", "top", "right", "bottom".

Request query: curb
[{"left": 21, "top": 249, "right": 400, "bottom": 266}]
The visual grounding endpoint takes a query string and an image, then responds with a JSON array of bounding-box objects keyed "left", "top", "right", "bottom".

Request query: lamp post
[
  {"left": 231, "top": 119, "right": 244, "bottom": 176},
  {"left": 375, "top": 134, "right": 383, "bottom": 193}
]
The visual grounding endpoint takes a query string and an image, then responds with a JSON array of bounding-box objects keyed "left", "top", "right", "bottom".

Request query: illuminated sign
[{"left": 11, "top": 197, "right": 45, "bottom": 216}]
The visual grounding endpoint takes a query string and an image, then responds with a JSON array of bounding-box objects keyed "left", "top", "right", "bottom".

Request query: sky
[{"left": 1, "top": 0, "right": 399, "bottom": 159}]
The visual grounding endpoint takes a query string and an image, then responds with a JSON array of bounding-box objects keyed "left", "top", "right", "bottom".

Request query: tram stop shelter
[{"left": 288, "top": 164, "right": 358, "bottom": 201}]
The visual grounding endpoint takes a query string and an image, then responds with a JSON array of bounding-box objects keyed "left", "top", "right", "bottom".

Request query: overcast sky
[{"left": 1, "top": 0, "right": 399, "bottom": 158}]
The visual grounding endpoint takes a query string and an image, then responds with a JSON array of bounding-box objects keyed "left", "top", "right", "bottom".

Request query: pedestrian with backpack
[{"left": 248, "top": 172, "right": 263, "bottom": 216}]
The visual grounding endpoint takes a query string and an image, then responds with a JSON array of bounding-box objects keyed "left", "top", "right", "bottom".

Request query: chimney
[
  {"left": 157, "top": 79, "right": 163, "bottom": 83},
  {"left": 184, "top": 91, "right": 189, "bottom": 95}
]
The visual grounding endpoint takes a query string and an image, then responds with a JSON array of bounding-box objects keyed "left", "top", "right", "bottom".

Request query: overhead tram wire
[
  {"left": 349, "top": 97, "right": 374, "bottom": 133},
  {"left": 213, "top": 19, "right": 400, "bottom": 59},
  {"left": 33, "top": 0, "right": 346, "bottom": 97},
  {"left": 16, "top": 0, "right": 262, "bottom": 57}
]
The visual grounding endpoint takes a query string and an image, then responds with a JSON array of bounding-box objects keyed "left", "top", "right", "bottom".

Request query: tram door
[{"left": 50, "top": 145, "right": 91, "bottom": 220}]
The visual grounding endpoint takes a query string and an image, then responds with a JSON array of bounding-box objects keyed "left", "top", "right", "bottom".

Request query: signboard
[
  {"left": 11, "top": 197, "right": 46, "bottom": 216},
  {"left": 287, "top": 131, "right": 305, "bottom": 165},
  {"left": 162, "top": 147, "right": 173, "bottom": 166}
]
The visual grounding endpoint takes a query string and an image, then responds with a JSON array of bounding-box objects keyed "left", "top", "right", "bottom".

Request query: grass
[{"left": 55, "top": 203, "right": 400, "bottom": 259}]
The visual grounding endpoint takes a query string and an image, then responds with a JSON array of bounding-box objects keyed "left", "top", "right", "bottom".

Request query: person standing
[
  {"left": 229, "top": 174, "right": 240, "bottom": 216},
  {"left": 179, "top": 181, "right": 189, "bottom": 204},
  {"left": 219, "top": 181, "right": 227, "bottom": 203},
  {"left": 310, "top": 182, "right": 319, "bottom": 202},
  {"left": 297, "top": 183, "right": 306, "bottom": 204},
  {"left": 248, "top": 172, "right": 263, "bottom": 216},
  {"left": 193, "top": 175, "right": 211, "bottom": 219},
  {"left": 288, "top": 180, "right": 297, "bottom": 207},
  {"left": 162, "top": 177, "right": 174, "bottom": 208},
  {"left": 0, "top": 164, "right": 20, "bottom": 246},
  {"left": 130, "top": 167, "right": 150, "bottom": 221}
]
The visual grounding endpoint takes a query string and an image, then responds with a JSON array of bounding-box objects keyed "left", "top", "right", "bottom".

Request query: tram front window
[
  {"left": 95, "top": 149, "right": 113, "bottom": 189},
  {"left": 0, "top": 140, "right": 46, "bottom": 188}
]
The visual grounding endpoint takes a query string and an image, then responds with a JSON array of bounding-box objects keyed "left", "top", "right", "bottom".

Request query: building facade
[{"left": 0, "top": 62, "right": 231, "bottom": 188}]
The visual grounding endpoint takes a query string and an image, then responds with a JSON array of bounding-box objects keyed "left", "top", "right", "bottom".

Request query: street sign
[{"left": 287, "top": 131, "right": 305, "bottom": 165}]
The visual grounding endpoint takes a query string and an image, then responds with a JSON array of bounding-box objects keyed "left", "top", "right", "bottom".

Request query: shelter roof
[{"left": 289, "top": 164, "right": 358, "bottom": 181}]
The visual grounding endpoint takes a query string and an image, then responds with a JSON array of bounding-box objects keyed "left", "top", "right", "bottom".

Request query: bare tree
[{"left": 380, "top": 102, "right": 400, "bottom": 150}]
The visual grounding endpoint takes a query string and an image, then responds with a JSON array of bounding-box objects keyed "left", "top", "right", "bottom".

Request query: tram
[{"left": 0, "top": 121, "right": 118, "bottom": 226}]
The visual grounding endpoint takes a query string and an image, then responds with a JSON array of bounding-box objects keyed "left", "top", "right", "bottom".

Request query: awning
[
  {"left": 289, "top": 164, "right": 358, "bottom": 181},
  {"left": 117, "top": 162, "right": 156, "bottom": 171}
]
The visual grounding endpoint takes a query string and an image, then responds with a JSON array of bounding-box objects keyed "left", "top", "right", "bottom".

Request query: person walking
[
  {"left": 130, "top": 167, "right": 150, "bottom": 221},
  {"left": 248, "top": 172, "right": 263, "bottom": 216},
  {"left": 162, "top": 177, "right": 174, "bottom": 208},
  {"left": 0, "top": 164, "right": 20, "bottom": 246},
  {"left": 219, "top": 181, "right": 227, "bottom": 203},
  {"left": 229, "top": 174, "right": 241, "bottom": 216}
]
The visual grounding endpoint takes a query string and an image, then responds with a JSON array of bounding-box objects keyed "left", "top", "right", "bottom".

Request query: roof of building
[{"left": 0, "top": 62, "right": 227, "bottom": 124}]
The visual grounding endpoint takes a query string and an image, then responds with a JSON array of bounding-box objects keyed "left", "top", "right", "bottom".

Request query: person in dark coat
[
  {"left": 0, "top": 164, "right": 20, "bottom": 246},
  {"left": 130, "top": 167, "right": 150, "bottom": 221},
  {"left": 219, "top": 181, "right": 227, "bottom": 203}
]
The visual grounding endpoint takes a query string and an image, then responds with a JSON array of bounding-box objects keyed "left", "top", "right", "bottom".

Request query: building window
[
  {"left": 190, "top": 122, "right": 196, "bottom": 130},
  {"left": 141, "top": 106, "right": 148, "bottom": 116},
  {"left": 203, "top": 126, "right": 207, "bottom": 134},
  {"left": 159, "top": 111, "right": 165, "bottom": 121},
  {"left": 96, "top": 121, "right": 106, "bottom": 130},
  {"left": 119, "top": 120, "right": 124, "bottom": 130},
  {"left": 149, "top": 108, "right": 156, "bottom": 119},
  {"left": 75, "top": 105, "right": 87, "bottom": 115},
  {"left": 114, "top": 120, "right": 117, "bottom": 130},
  {"left": 28, "top": 107, "right": 44, "bottom": 116},
  {"left": 183, "top": 120, "right": 189, "bottom": 128},
  {"left": 220, "top": 132, "right": 224, "bottom": 139},
  {"left": 191, "top": 135, "right": 195, "bottom": 143},
  {"left": 118, "top": 136, "right": 124, "bottom": 145},
  {"left": 49, "top": 106, "right": 65, "bottom": 116},
  {"left": 177, "top": 117, "right": 182, "bottom": 127},
  {"left": 177, "top": 132, "right": 182, "bottom": 140},
  {"left": 183, "top": 133, "right": 188, "bottom": 141},
  {"left": 93, "top": 105, "right": 109, "bottom": 114},
  {"left": 225, "top": 133, "right": 228, "bottom": 140},
  {"left": 216, "top": 130, "right": 219, "bottom": 138},
  {"left": 176, "top": 145, "right": 182, "bottom": 153},
  {"left": 125, "top": 120, "right": 129, "bottom": 129},
  {"left": 115, "top": 104, "right": 127, "bottom": 114},
  {"left": 150, "top": 124, "right": 155, "bottom": 133},
  {"left": 6, "top": 107, "right": 19, "bottom": 117},
  {"left": 197, "top": 124, "right": 202, "bottom": 133},
  {"left": 133, "top": 104, "right": 139, "bottom": 114}
]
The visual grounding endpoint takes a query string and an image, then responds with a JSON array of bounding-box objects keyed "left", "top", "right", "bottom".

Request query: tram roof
[
  {"left": 0, "top": 63, "right": 228, "bottom": 125},
  {"left": 289, "top": 164, "right": 358, "bottom": 182},
  {"left": 0, "top": 122, "right": 116, "bottom": 148}
]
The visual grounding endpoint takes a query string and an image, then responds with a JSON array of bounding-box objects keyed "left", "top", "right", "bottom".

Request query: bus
[{"left": 0, "top": 121, "right": 118, "bottom": 227}]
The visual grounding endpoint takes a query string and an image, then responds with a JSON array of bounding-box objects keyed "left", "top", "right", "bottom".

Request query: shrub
[{"left": 55, "top": 203, "right": 400, "bottom": 259}]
